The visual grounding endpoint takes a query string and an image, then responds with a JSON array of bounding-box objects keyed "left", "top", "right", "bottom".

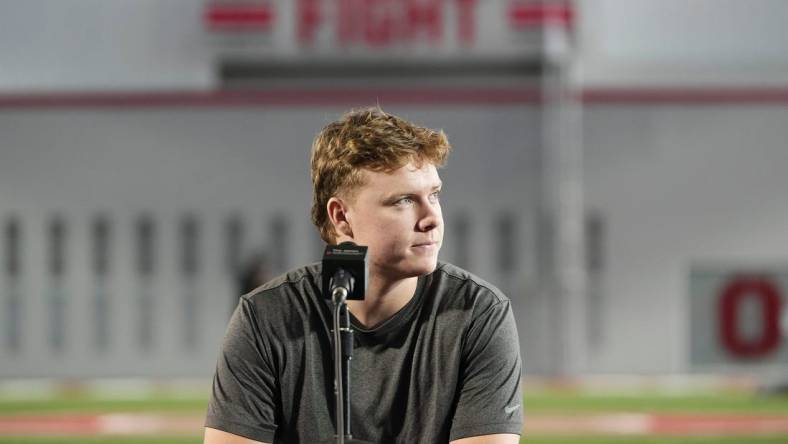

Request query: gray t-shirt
[{"left": 205, "top": 261, "right": 522, "bottom": 443}]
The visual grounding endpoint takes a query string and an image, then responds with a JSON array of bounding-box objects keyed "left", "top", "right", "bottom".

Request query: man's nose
[{"left": 417, "top": 202, "right": 441, "bottom": 232}]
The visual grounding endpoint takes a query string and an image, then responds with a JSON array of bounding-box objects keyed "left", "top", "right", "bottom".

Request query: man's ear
[{"left": 327, "top": 197, "right": 353, "bottom": 239}]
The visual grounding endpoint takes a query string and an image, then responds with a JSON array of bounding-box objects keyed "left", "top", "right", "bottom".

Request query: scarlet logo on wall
[
  {"left": 204, "top": 1, "right": 275, "bottom": 32},
  {"left": 203, "top": 0, "right": 562, "bottom": 59},
  {"left": 507, "top": 0, "right": 573, "bottom": 31},
  {"left": 718, "top": 275, "right": 783, "bottom": 358},
  {"left": 689, "top": 267, "right": 788, "bottom": 369},
  {"left": 297, "top": 0, "right": 478, "bottom": 47}
]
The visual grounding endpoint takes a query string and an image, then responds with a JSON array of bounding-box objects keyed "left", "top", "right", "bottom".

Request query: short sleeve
[
  {"left": 449, "top": 299, "right": 523, "bottom": 441},
  {"left": 205, "top": 297, "right": 278, "bottom": 443}
]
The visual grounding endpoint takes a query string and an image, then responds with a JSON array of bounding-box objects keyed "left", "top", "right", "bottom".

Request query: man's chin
[
  {"left": 408, "top": 256, "right": 439, "bottom": 276},
  {"left": 375, "top": 253, "right": 439, "bottom": 280}
]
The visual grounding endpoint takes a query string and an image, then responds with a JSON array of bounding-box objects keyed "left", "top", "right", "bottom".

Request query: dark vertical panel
[
  {"left": 225, "top": 214, "right": 244, "bottom": 275},
  {"left": 92, "top": 214, "right": 111, "bottom": 352},
  {"left": 180, "top": 214, "right": 200, "bottom": 277},
  {"left": 136, "top": 215, "right": 155, "bottom": 277},
  {"left": 48, "top": 215, "right": 67, "bottom": 351},
  {"left": 180, "top": 213, "right": 200, "bottom": 350},
  {"left": 269, "top": 213, "right": 289, "bottom": 273},
  {"left": 496, "top": 212, "right": 518, "bottom": 274},
  {"left": 586, "top": 211, "right": 605, "bottom": 274},
  {"left": 453, "top": 212, "right": 471, "bottom": 270},
  {"left": 92, "top": 214, "right": 111, "bottom": 276},
  {"left": 135, "top": 214, "right": 155, "bottom": 351},
  {"left": 4, "top": 216, "right": 22, "bottom": 352},
  {"left": 49, "top": 216, "right": 66, "bottom": 277},
  {"left": 536, "top": 212, "right": 554, "bottom": 280},
  {"left": 5, "top": 216, "right": 20, "bottom": 277},
  {"left": 586, "top": 210, "right": 605, "bottom": 347},
  {"left": 226, "top": 214, "right": 246, "bottom": 313}
]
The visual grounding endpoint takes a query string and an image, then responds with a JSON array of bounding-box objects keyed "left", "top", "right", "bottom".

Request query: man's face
[{"left": 342, "top": 162, "right": 443, "bottom": 280}]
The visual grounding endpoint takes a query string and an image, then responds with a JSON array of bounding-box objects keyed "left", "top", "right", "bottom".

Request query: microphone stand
[
  {"left": 331, "top": 287, "right": 377, "bottom": 444},
  {"left": 332, "top": 286, "right": 353, "bottom": 444},
  {"left": 323, "top": 243, "right": 377, "bottom": 444}
]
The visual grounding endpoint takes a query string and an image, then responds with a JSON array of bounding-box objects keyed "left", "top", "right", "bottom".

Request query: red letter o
[{"left": 718, "top": 276, "right": 782, "bottom": 358}]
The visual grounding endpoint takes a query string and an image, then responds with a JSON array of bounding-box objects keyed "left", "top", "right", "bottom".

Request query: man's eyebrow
[{"left": 382, "top": 182, "right": 442, "bottom": 201}]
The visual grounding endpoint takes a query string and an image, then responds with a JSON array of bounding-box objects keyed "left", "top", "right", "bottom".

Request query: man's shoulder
[
  {"left": 240, "top": 262, "right": 322, "bottom": 307},
  {"left": 431, "top": 262, "right": 511, "bottom": 308}
]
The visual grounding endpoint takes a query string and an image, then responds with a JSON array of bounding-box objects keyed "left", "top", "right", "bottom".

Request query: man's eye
[
  {"left": 430, "top": 191, "right": 441, "bottom": 202},
  {"left": 395, "top": 197, "right": 414, "bottom": 205}
]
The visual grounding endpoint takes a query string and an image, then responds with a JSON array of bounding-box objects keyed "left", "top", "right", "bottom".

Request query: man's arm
[
  {"left": 449, "top": 297, "right": 523, "bottom": 441},
  {"left": 204, "top": 427, "right": 270, "bottom": 444},
  {"left": 204, "top": 298, "right": 279, "bottom": 443},
  {"left": 451, "top": 433, "right": 520, "bottom": 444}
]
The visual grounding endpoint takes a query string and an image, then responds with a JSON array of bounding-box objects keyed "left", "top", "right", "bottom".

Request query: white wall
[
  {"left": 0, "top": 105, "right": 541, "bottom": 378},
  {"left": 583, "top": 105, "right": 788, "bottom": 373},
  {"left": 577, "top": 0, "right": 788, "bottom": 87},
  {"left": 0, "top": 0, "right": 212, "bottom": 91},
  {"left": 8, "top": 0, "right": 788, "bottom": 93},
  {"left": 3, "top": 0, "right": 788, "bottom": 377},
  {"left": 4, "top": 102, "right": 788, "bottom": 377}
]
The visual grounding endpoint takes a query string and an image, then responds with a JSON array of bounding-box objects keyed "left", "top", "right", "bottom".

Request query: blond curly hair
[{"left": 310, "top": 107, "right": 451, "bottom": 243}]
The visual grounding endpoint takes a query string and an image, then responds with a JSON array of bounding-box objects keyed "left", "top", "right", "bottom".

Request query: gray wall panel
[{"left": 0, "top": 105, "right": 540, "bottom": 378}]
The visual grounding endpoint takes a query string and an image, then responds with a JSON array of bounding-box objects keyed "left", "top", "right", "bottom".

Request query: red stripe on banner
[
  {"left": 204, "top": 5, "right": 274, "bottom": 30},
  {"left": 581, "top": 88, "right": 788, "bottom": 104},
  {"left": 508, "top": 1, "right": 574, "bottom": 29},
  {"left": 0, "top": 88, "right": 543, "bottom": 108}
]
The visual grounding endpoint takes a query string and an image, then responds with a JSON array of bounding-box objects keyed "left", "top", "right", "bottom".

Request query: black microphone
[
  {"left": 322, "top": 241, "right": 372, "bottom": 444},
  {"left": 322, "top": 241, "right": 368, "bottom": 301}
]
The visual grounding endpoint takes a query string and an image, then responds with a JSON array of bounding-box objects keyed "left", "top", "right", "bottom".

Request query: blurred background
[{"left": 1, "top": 0, "right": 788, "bottom": 443}]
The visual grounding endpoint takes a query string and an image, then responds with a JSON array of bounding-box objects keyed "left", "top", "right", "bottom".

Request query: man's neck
[{"left": 347, "top": 274, "right": 418, "bottom": 329}]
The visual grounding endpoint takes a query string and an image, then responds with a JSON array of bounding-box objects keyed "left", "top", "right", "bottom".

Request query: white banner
[{"left": 204, "top": 0, "right": 571, "bottom": 62}]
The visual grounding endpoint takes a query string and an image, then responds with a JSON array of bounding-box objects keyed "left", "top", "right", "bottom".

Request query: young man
[{"left": 204, "top": 108, "right": 523, "bottom": 443}]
